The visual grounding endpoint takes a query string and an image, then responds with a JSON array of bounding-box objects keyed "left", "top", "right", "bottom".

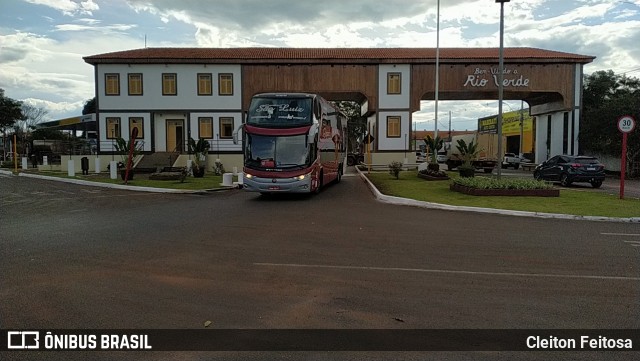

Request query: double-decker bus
[{"left": 235, "top": 93, "right": 347, "bottom": 194}]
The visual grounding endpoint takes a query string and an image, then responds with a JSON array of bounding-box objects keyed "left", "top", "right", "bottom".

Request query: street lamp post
[{"left": 496, "top": 0, "right": 510, "bottom": 179}]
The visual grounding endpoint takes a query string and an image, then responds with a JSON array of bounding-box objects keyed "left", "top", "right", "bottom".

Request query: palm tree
[
  {"left": 455, "top": 138, "right": 480, "bottom": 177},
  {"left": 424, "top": 135, "right": 444, "bottom": 170}
]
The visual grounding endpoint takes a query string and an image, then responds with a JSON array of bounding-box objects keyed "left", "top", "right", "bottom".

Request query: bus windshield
[
  {"left": 247, "top": 97, "right": 313, "bottom": 127},
  {"left": 245, "top": 134, "right": 311, "bottom": 170}
]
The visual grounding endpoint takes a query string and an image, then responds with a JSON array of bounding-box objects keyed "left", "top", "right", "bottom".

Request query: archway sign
[{"left": 617, "top": 115, "right": 636, "bottom": 199}]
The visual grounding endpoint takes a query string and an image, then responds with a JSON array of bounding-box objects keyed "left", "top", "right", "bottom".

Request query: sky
[{"left": 1, "top": 0, "right": 639, "bottom": 131}]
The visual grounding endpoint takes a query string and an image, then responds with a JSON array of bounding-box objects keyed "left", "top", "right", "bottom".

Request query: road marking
[
  {"left": 601, "top": 233, "right": 640, "bottom": 237},
  {"left": 254, "top": 263, "right": 640, "bottom": 282}
]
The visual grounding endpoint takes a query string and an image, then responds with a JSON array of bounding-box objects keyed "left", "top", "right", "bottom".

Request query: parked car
[
  {"left": 533, "top": 155, "right": 605, "bottom": 188},
  {"left": 416, "top": 151, "right": 426, "bottom": 163},
  {"left": 502, "top": 153, "right": 521, "bottom": 169},
  {"left": 436, "top": 151, "right": 447, "bottom": 164}
]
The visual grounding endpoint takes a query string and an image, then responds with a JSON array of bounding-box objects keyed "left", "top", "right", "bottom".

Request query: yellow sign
[{"left": 478, "top": 110, "right": 532, "bottom": 135}]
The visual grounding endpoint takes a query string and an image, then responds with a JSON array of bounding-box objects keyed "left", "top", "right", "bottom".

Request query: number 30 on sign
[{"left": 618, "top": 115, "right": 635, "bottom": 133}]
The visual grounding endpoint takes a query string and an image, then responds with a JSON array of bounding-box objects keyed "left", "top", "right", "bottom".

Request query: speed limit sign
[
  {"left": 618, "top": 115, "right": 636, "bottom": 133},
  {"left": 618, "top": 115, "right": 635, "bottom": 199}
]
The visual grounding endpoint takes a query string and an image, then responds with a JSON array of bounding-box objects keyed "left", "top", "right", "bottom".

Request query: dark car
[{"left": 533, "top": 155, "right": 605, "bottom": 188}]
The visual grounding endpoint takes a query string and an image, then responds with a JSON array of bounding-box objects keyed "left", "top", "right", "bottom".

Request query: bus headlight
[
  {"left": 245, "top": 173, "right": 253, "bottom": 179},
  {"left": 295, "top": 174, "right": 306, "bottom": 180}
]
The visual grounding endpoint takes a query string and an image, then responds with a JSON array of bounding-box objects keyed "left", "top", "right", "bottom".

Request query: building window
[
  {"left": 162, "top": 73, "right": 177, "bottom": 95},
  {"left": 387, "top": 73, "right": 401, "bottom": 94},
  {"left": 129, "top": 117, "right": 144, "bottom": 138},
  {"left": 218, "top": 73, "right": 233, "bottom": 96},
  {"left": 387, "top": 116, "right": 401, "bottom": 138},
  {"left": 198, "top": 73, "right": 212, "bottom": 95},
  {"left": 128, "top": 73, "right": 143, "bottom": 95},
  {"left": 105, "top": 74, "right": 120, "bottom": 96},
  {"left": 106, "top": 117, "right": 121, "bottom": 139},
  {"left": 199, "top": 117, "right": 213, "bottom": 139},
  {"left": 219, "top": 117, "right": 234, "bottom": 139}
]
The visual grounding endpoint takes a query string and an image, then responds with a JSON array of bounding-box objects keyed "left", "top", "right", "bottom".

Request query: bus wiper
[{"left": 277, "top": 164, "right": 306, "bottom": 169}]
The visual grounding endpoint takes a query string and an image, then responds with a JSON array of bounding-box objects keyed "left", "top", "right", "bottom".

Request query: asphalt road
[{"left": 1, "top": 173, "right": 639, "bottom": 360}]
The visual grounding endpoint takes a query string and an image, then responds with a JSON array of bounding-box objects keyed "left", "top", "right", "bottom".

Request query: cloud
[
  {"left": 4, "top": 0, "right": 640, "bottom": 126},
  {"left": 55, "top": 23, "right": 137, "bottom": 33},
  {"left": 126, "top": 0, "right": 477, "bottom": 47},
  {"left": 0, "top": 28, "right": 145, "bottom": 120},
  {"left": 24, "top": 0, "right": 100, "bottom": 16}
]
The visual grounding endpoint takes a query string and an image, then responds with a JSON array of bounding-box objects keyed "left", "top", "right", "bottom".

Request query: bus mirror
[
  {"left": 307, "top": 124, "right": 318, "bottom": 144},
  {"left": 232, "top": 124, "right": 243, "bottom": 145}
]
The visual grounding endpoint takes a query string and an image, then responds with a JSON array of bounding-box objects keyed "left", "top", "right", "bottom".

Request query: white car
[
  {"left": 416, "top": 152, "right": 426, "bottom": 163},
  {"left": 436, "top": 151, "right": 447, "bottom": 164}
]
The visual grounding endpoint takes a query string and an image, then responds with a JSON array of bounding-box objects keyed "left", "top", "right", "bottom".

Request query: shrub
[
  {"left": 453, "top": 176, "right": 554, "bottom": 190},
  {"left": 418, "top": 168, "right": 448, "bottom": 178},
  {"left": 388, "top": 161, "right": 403, "bottom": 179}
]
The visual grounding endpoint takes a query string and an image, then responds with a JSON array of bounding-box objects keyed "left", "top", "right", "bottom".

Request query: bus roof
[{"left": 253, "top": 93, "right": 317, "bottom": 99}]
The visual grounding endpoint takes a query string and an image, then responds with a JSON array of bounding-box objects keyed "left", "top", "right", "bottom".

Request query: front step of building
[{"left": 135, "top": 152, "right": 180, "bottom": 172}]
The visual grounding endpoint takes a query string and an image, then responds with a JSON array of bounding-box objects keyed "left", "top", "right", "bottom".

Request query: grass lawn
[
  {"left": 366, "top": 170, "right": 640, "bottom": 218},
  {"left": 28, "top": 170, "right": 225, "bottom": 191}
]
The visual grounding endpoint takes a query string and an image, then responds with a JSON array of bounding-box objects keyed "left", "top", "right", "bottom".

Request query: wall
[
  {"left": 98, "top": 112, "right": 152, "bottom": 152},
  {"left": 188, "top": 112, "right": 243, "bottom": 152},
  {"left": 411, "top": 63, "right": 577, "bottom": 112},
  {"left": 377, "top": 111, "right": 411, "bottom": 151},
  {"left": 97, "top": 64, "right": 242, "bottom": 111},
  {"left": 378, "top": 64, "right": 411, "bottom": 109},
  {"left": 241, "top": 64, "right": 377, "bottom": 110}
]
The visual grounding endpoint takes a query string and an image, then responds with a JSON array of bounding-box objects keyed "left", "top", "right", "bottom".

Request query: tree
[
  {"left": 580, "top": 70, "right": 640, "bottom": 176},
  {"left": 0, "top": 88, "right": 24, "bottom": 131},
  {"left": 333, "top": 100, "right": 367, "bottom": 153},
  {"left": 424, "top": 135, "right": 444, "bottom": 164},
  {"left": 82, "top": 97, "right": 96, "bottom": 115},
  {"left": 455, "top": 138, "right": 480, "bottom": 169},
  {"left": 17, "top": 103, "right": 48, "bottom": 132}
]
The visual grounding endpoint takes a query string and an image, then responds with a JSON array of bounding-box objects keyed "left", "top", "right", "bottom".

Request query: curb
[
  {"left": 13, "top": 171, "right": 232, "bottom": 194},
  {"left": 355, "top": 167, "right": 640, "bottom": 224}
]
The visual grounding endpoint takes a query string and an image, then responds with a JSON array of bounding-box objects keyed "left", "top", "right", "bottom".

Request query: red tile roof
[{"left": 84, "top": 47, "right": 595, "bottom": 65}]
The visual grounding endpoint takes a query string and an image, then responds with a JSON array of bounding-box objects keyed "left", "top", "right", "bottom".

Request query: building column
[
  {"left": 550, "top": 112, "right": 565, "bottom": 157},
  {"left": 572, "top": 108, "right": 580, "bottom": 156},
  {"left": 535, "top": 116, "right": 548, "bottom": 164}
]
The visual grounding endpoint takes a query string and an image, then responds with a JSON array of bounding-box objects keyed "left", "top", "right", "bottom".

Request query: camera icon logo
[{"left": 7, "top": 331, "right": 40, "bottom": 349}]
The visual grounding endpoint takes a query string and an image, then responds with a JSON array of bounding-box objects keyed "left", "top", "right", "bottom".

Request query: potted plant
[
  {"left": 424, "top": 135, "right": 444, "bottom": 171},
  {"left": 455, "top": 138, "right": 480, "bottom": 178},
  {"left": 188, "top": 137, "right": 210, "bottom": 178},
  {"left": 113, "top": 137, "right": 140, "bottom": 180}
]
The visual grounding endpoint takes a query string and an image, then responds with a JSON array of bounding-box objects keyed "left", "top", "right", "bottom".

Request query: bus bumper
[{"left": 243, "top": 174, "right": 313, "bottom": 193}]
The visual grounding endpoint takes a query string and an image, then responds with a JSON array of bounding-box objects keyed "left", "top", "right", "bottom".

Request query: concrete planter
[{"left": 450, "top": 183, "right": 559, "bottom": 197}]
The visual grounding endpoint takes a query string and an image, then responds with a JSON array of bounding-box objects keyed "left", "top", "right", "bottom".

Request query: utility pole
[
  {"left": 434, "top": 0, "right": 440, "bottom": 139},
  {"left": 448, "top": 111, "right": 452, "bottom": 141},
  {"left": 496, "top": 0, "right": 510, "bottom": 179},
  {"left": 519, "top": 100, "right": 524, "bottom": 157}
]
